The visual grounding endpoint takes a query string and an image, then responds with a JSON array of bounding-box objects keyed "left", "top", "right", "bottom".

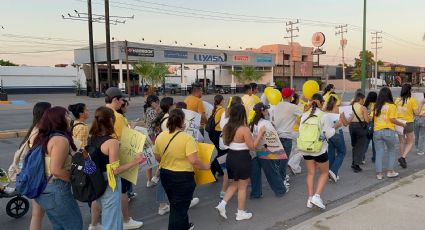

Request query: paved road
[{"left": 1, "top": 131, "right": 425, "bottom": 229}]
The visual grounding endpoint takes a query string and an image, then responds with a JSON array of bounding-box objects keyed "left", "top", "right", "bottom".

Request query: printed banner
[
  {"left": 119, "top": 127, "right": 146, "bottom": 185},
  {"left": 134, "top": 126, "right": 159, "bottom": 171},
  {"left": 194, "top": 143, "right": 216, "bottom": 185}
]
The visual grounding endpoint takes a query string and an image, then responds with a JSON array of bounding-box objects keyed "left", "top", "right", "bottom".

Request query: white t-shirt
[
  {"left": 160, "top": 113, "right": 169, "bottom": 132},
  {"left": 272, "top": 101, "right": 303, "bottom": 139},
  {"left": 327, "top": 112, "right": 342, "bottom": 132},
  {"left": 203, "top": 101, "right": 214, "bottom": 119}
]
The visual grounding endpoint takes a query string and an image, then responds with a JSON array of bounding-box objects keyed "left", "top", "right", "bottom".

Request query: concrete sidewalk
[{"left": 289, "top": 169, "right": 425, "bottom": 230}]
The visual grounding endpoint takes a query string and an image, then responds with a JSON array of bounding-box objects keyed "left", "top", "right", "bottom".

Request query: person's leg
[
  {"left": 156, "top": 178, "right": 169, "bottom": 210},
  {"left": 122, "top": 194, "right": 130, "bottom": 222},
  {"left": 30, "top": 200, "right": 45, "bottom": 230},
  {"left": 221, "top": 173, "right": 229, "bottom": 194},
  {"left": 374, "top": 131, "right": 385, "bottom": 175},
  {"left": 353, "top": 125, "right": 367, "bottom": 167},
  {"left": 419, "top": 118, "right": 425, "bottom": 152},
  {"left": 97, "top": 178, "right": 123, "bottom": 230},
  {"left": 237, "top": 179, "right": 249, "bottom": 211},
  {"left": 280, "top": 138, "right": 293, "bottom": 158},
  {"left": 223, "top": 180, "right": 238, "bottom": 203},
  {"left": 402, "top": 132, "right": 415, "bottom": 158},
  {"left": 363, "top": 136, "right": 371, "bottom": 161},
  {"left": 259, "top": 158, "right": 286, "bottom": 196},
  {"left": 330, "top": 131, "right": 346, "bottom": 176},
  {"left": 414, "top": 117, "right": 420, "bottom": 148},
  {"left": 90, "top": 201, "right": 101, "bottom": 227},
  {"left": 398, "top": 134, "right": 406, "bottom": 156},
  {"left": 146, "top": 168, "right": 153, "bottom": 184},
  {"left": 384, "top": 130, "right": 398, "bottom": 172},
  {"left": 315, "top": 160, "right": 330, "bottom": 195},
  {"left": 304, "top": 160, "right": 316, "bottom": 197},
  {"left": 349, "top": 125, "right": 357, "bottom": 166},
  {"left": 327, "top": 136, "right": 336, "bottom": 172},
  {"left": 209, "top": 130, "right": 223, "bottom": 176},
  {"left": 249, "top": 157, "right": 262, "bottom": 198},
  {"left": 371, "top": 137, "right": 376, "bottom": 162}
]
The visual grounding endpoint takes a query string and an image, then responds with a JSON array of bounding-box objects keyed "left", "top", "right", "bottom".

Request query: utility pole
[
  {"left": 335, "top": 24, "right": 348, "bottom": 92},
  {"left": 371, "top": 31, "right": 382, "bottom": 90},
  {"left": 284, "top": 20, "right": 299, "bottom": 89},
  {"left": 125, "top": 40, "right": 131, "bottom": 100},
  {"left": 87, "top": 0, "right": 96, "bottom": 97},
  {"left": 104, "top": 0, "right": 112, "bottom": 87},
  {"left": 361, "top": 0, "right": 367, "bottom": 91}
]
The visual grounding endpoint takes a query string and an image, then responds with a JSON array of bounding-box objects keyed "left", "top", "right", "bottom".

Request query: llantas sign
[{"left": 194, "top": 53, "right": 227, "bottom": 63}]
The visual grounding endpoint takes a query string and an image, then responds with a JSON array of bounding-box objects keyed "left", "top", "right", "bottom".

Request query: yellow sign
[
  {"left": 194, "top": 143, "right": 216, "bottom": 185},
  {"left": 395, "top": 67, "right": 406, "bottom": 72},
  {"left": 378, "top": 66, "right": 391, "bottom": 72},
  {"left": 119, "top": 127, "right": 146, "bottom": 185}
]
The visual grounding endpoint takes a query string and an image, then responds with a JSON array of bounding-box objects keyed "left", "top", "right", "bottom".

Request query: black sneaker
[
  {"left": 188, "top": 223, "right": 195, "bottom": 230},
  {"left": 398, "top": 157, "right": 407, "bottom": 168},
  {"left": 352, "top": 165, "right": 363, "bottom": 173}
]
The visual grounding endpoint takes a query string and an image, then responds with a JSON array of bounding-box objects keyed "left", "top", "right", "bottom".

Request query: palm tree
[
  {"left": 231, "top": 65, "right": 264, "bottom": 83},
  {"left": 132, "top": 61, "right": 169, "bottom": 95}
]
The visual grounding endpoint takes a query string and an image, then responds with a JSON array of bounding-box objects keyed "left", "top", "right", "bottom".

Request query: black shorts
[
  {"left": 226, "top": 149, "right": 251, "bottom": 181},
  {"left": 404, "top": 122, "right": 414, "bottom": 134},
  {"left": 303, "top": 152, "right": 328, "bottom": 163},
  {"left": 121, "top": 178, "right": 132, "bottom": 194}
]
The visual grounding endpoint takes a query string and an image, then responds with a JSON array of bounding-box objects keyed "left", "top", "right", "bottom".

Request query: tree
[
  {"left": 0, "top": 59, "right": 18, "bottom": 66},
  {"left": 132, "top": 60, "right": 169, "bottom": 95},
  {"left": 231, "top": 65, "right": 264, "bottom": 83},
  {"left": 352, "top": 50, "right": 375, "bottom": 81}
]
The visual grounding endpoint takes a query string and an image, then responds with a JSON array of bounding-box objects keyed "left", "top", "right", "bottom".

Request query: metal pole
[
  {"left": 361, "top": 0, "right": 367, "bottom": 91},
  {"left": 104, "top": 0, "right": 112, "bottom": 87},
  {"left": 125, "top": 40, "right": 131, "bottom": 100},
  {"left": 87, "top": 0, "right": 96, "bottom": 96}
]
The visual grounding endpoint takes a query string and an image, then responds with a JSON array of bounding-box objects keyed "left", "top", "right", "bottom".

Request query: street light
[{"left": 361, "top": 0, "right": 367, "bottom": 91}]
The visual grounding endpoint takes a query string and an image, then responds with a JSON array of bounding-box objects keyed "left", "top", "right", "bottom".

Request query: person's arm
[
  {"left": 104, "top": 139, "right": 144, "bottom": 175},
  {"left": 361, "top": 106, "right": 371, "bottom": 123},
  {"left": 322, "top": 115, "right": 336, "bottom": 140},
  {"left": 187, "top": 152, "right": 210, "bottom": 170},
  {"left": 242, "top": 126, "right": 265, "bottom": 150},
  {"left": 199, "top": 100, "right": 207, "bottom": 125},
  {"left": 49, "top": 137, "right": 72, "bottom": 181},
  {"left": 339, "top": 112, "right": 350, "bottom": 126},
  {"left": 387, "top": 104, "right": 406, "bottom": 127},
  {"left": 413, "top": 99, "right": 424, "bottom": 115}
]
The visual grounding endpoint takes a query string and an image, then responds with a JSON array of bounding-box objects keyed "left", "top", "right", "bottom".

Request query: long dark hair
[
  {"left": 90, "top": 106, "right": 116, "bottom": 137},
  {"left": 166, "top": 109, "right": 185, "bottom": 133},
  {"left": 364, "top": 91, "right": 378, "bottom": 109},
  {"left": 351, "top": 91, "right": 365, "bottom": 105},
  {"left": 225, "top": 96, "right": 242, "bottom": 118},
  {"left": 375, "top": 87, "right": 394, "bottom": 117},
  {"left": 303, "top": 93, "right": 324, "bottom": 123},
  {"left": 143, "top": 95, "right": 159, "bottom": 113},
  {"left": 291, "top": 93, "right": 300, "bottom": 105},
  {"left": 325, "top": 94, "right": 338, "bottom": 112},
  {"left": 153, "top": 97, "right": 174, "bottom": 128},
  {"left": 323, "top": 84, "right": 334, "bottom": 96},
  {"left": 33, "top": 107, "right": 77, "bottom": 153},
  {"left": 21, "top": 102, "right": 52, "bottom": 147},
  {"left": 211, "top": 95, "right": 224, "bottom": 118},
  {"left": 222, "top": 104, "right": 247, "bottom": 145},
  {"left": 68, "top": 103, "right": 86, "bottom": 119},
  {"left": 400, "top": 83, "right": 412, "bottom": 106},
  {"left": 249, "top": 103, "right": 266, "bottom": 132}
]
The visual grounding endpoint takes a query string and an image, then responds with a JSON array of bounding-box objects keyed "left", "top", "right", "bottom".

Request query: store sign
[
  {"left": 233, "top": 55, "right": 250, "bottom": 62},
  {"left": 312, "top": 32, "right": 326, "bottom": 47},
  {"left": 256, "top": 55, "right": 273, "bottom": 63},
  {"left": 127, "top": 47, "right": 154, "bottom": 57},
  {"left": 395, "top": 67, "right": 406, "bottom": 72},
  {"left": 194, "top": 53, "right": 227, "bottom": 63},
  {"left": 164, "top": 50, "right": 188, "bottom": 59}
]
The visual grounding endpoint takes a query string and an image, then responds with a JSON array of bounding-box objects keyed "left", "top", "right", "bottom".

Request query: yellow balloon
[
  {"left": 302, "top": 80, "right": 320, "bottom": 100},
  {"left": 264, "top": 86, "right": 273, "bottom": 97},
  {"left": 267, "top": 89, "right": 282, "bottom": 105},
  {"left": 248, "top": 110, "right": 256, "bottom": 124}
]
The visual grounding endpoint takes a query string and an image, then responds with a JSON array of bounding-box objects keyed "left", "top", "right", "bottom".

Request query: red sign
[{"left": 233, "top": 55, "right": 250, "bottom": 62}]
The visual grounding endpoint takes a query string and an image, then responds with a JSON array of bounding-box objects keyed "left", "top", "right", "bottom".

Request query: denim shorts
[{"left": 35, "top": 180, "right": 83, "bottom": 230}]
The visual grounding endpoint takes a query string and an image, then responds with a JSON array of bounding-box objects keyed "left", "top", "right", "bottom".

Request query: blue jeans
[
  {"left": 364, "top": 135, "right": 376, "bottom": 162},
  {"left": 280, "top": 138, "right": 293, "bottom": 158},
  {"left": 250, "top": 157, "right": 287, "bottom": 198},
  {"left": 97, "top": 176, "right": 123, "bottom": 230},
  {"left": 373, "top": 129, "right": 397, "bottom": 173},
  {"left": 414, "top": 117, "right": 425, "bottom": 151},
  {"left": 327, "top": 129, "right": 346, "bottom": 176},
  {"left": 156, "top": 177, "right": 168, "bottom": 203},
  {"left": 35, "top": 180, "right": 83, "bottom": 230}
]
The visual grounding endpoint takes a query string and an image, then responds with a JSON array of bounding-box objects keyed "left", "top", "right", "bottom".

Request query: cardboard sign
[
  {"left": 119, "top": 127, "right": 146, "bottom": 185},
  {"left": 339, "top": 106, "right": 353, "bottom": 120},
  {"left": 134, "top": 126, "right": 159, "bottom": 171},
  {"left": 182, "top": 109, "right": 203, "bottom": 141},
  {"left": 194, "top": 143, "right": 216, "bottom": 185}
]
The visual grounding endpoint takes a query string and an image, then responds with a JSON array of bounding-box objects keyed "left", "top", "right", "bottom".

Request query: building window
[{"left": 302, "top": 55, "right": 308, "bottom": 62}]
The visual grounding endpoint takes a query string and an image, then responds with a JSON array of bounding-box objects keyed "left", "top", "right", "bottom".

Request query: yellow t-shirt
[
  {"left": 154, "top": 131, "right": 198, "bottom": 172},
  {"left": 214, "top": 106, "right": 225, "bottom": 131},
  {"left": 374, "top": 103, "right": 397, "bottom": 131},
  {"left": 242, "top": 94, "right": 256, "bottom": 117},
  {"left": 292, "top": 103, "right": 304, "bottom": 132},
  {"left": 367, "top": 102, "right": 375, "bottom": 117},
  {"left": 352, "top": 103, "right": 365, "bottom": 122},
  {"left": 252, "top": 94, "right": 261, "bottom": 104},
  {"left": 113, "top": 110, "right": 129, "bottom": 140},
  {"left": 184, "top": 95, "right": 205, "bottom": 114},
  {"left": 395, "top": 97, "right": 418, "bottom": 122}
]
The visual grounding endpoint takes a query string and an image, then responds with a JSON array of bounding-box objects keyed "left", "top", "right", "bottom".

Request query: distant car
[
  {"left": 207, "top": 85, "right": 229, "bottom": 94},
  {"left": 162, "top": 83, "right": 181, "bottom": 94}
]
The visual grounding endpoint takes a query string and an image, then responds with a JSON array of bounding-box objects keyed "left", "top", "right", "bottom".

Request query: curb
[{"left": 0, "top": 129, "right": 28, "bottom": 139}]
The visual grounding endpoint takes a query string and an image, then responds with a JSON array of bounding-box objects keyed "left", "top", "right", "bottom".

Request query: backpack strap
[
  {"left": 352, "top": 105, "right": 367, "bottom": 129},
  {"left": 210, "top": 107, "right": 223, "bottom": 128}
]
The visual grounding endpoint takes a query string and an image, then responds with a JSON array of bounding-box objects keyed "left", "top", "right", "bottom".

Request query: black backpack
[
  {"left": 205, "top": 108, "right": 222, "bottom": 133},
  {"left": 70, "top": 138, "right": 109, "bottom": 202}
]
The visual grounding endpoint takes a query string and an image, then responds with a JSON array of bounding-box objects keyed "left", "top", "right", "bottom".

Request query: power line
[
  {"left": 284, "top": 20, "right": 299, "bottom": 89},
  {"left": 335, "top": 24, "right": 348, "bottom": 91},
  {"left": 371, "top": 31, "right": 382, "bottom": 90}
]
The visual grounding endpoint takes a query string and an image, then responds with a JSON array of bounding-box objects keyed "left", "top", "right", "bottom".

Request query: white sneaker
[
  {"left": 307, "top": 197, "right": 313, "bottom": 208},
  {"left": 123, "top": 217, "right": 143, "bottom": 230},
  {"left": 189, "top": 197, "right": 199, "bottom": 208},
  {"left": 311, "top": 194, "right": 326, "bottom": 209},
  {"left": 387, "top": 171, "right": 399, "bottom": 178},
  {"left": 151, "top": 176, "right": 160, "bottom": 184},
  {"left": 88, "top": 224, "right": 102, "bottom": 230},
  {"left": 417, "top": 152, "right": 425, "bottom": 156},
  {"left": 158, "top": 204, "right": 170, "bottom": 215},
  {"left": 284, "top": 181, "right": 290, "bottom": 193},
  {"left": 376, "top": 174, "right": 383, "bottom": 180},
  {"left": 215, "top": 203, "right": 227, "bottom": 219},
  {"left": 329, "top": 170, "right": 337, "bottom": 183},
  {"left": 146, "top": 180, "right": 156, "bottom": 188},
  {"left": 235, "top": 210, "right": 253, "bottom": 221},
  {"left": 285, "top": 174, "right": 290, "bottom": 182},
  {"left": 3, "top": 187, "right": 15, "bottom": 194}
]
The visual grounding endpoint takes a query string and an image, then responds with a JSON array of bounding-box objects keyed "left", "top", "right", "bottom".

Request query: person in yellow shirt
[
  {"left": 395, "top": 84, "right": 425, "bottom": 168},
  {"left": 154, "top": 109, "right": 210, "bottom": 230},
  {"left": 68, "top": 103, "right": 90, "bottom": 149},
  {"left": 414, "top": 93, "right": 425, "bottom": 155},
  {"left": 207, "top": 95, "right": 226, "bottom": 177},
  {"left": 241, "top": 84, "right": 256, "bottom": 118},
  {"left": 250, "top": 83, "right": 261, "bottom": 104},
  {"left": 373, "top": 87, "right": 406, "bottom": 180},
  {"left": 184, "top": 84, "right": 206, "bottom": 135}
]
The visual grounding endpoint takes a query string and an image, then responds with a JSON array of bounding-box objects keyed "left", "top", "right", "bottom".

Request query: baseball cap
[
  {"left": 281, "top": 88, "right": 295, "bottom": 98},
  {"left": 105, "top": 87, "right": 127, "bottom": 99},
  {"left": 253, "top": 102, "right": 270, "bottom": 112}
]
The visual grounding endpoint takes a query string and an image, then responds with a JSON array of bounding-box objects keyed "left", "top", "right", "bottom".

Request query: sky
[{"left": 0, "top": 0, "right": 424, "bottom": 67}]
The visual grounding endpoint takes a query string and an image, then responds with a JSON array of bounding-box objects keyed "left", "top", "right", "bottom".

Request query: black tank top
[{"left": 87, "top": 135, "right": 113, "bottom": 173}]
